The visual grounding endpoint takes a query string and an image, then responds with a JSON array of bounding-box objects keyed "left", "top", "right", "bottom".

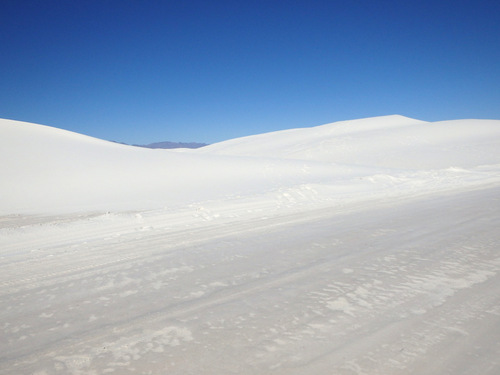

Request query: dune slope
[{"left": 1, "top": 115, "right": 499, "bottom": 214}]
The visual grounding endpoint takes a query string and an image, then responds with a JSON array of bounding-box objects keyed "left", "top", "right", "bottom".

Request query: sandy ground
[{"left": 1, "top": 186, "right": 499, "bottom": 374}]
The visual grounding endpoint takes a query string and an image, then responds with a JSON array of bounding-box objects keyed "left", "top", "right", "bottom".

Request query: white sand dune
[
  {"left": 0, "top": 118, "right": 345, "bottom": 214},
  {"left": 199, "top": 115, "right": 500, "bottom": 168},
  {"left": 1, "top": 115, "right": 499, "bottom": 374},
  {"left": 2, "top": 115, "right": 499, "bottom": 214}
]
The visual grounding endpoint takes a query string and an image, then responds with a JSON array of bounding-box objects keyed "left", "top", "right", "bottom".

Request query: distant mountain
[
  {"left": 109, "top": 140, "right": 208, "bottom": 149},
  {"left": 134, "top": 141, "right": 208, "bottom": 149}
]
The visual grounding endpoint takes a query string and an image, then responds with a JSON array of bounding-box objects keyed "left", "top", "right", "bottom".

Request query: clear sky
[{"left": 1, "top": 0, "right": 499, "bottom": 144}]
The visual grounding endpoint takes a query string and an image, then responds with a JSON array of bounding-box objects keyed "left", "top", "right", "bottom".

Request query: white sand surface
[{"left": 1, "top": 115, "right": 499, "bottom": 374}]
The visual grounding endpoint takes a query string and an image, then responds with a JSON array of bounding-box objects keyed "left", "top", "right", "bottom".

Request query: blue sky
[{"left": 1, "top": 0, "right": 499, "bottom": 144}]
